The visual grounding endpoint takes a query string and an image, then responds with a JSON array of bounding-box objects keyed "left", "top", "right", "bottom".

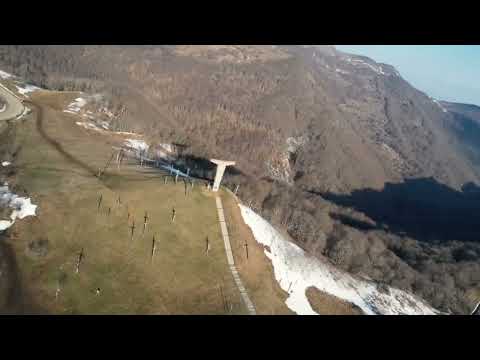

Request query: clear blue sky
[{"left": 335, "top": 46, "right": 480, "bottom": 106}]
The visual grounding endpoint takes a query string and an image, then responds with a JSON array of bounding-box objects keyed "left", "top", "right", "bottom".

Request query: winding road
[{"left": 0, "top": 82, "right": 25, "bottom": 121}]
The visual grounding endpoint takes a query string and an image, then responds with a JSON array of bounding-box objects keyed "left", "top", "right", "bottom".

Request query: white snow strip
[
  {"left": 75, "top": 121, "right": 103, "bottom": 132},
  {"left": 159, "top": 143, "right": 175, "bottom": 153},
  {"left": 124, "top": 139, "right": 149, "bottom": 153},
  {"left": 2, "top": 161, "right": 11, "bottom": 167},
  {"left": 343, "top": 57, "right": 387, "bottom": 76},
  {"left": 335, "top": 68, "right": 350, "bottom": 75},
  {"left": 431, "top": 98, "right": 448, "bottom": 113},
  {"left": 0, "top": 184, "right": 37, "bottom": 232},
  {"left": 0, "top": 103, "right": 6, "bottom": 113},
  {"left": 113, "top": 131, "right": 138, "bottom": 136},
  {"left": 239, "top": 204, "right": 440, "bottom": 315},
  {"left": 0, "top": 70, "right": 12, "bottom": 79},
  {"left": 15, "top": 84, "right": 41, "bottom": 96},
  {"left": 64, "top": 97, "right": 87, "bottom": 113}
]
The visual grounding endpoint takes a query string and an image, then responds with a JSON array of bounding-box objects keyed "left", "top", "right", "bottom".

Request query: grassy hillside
[{"left": 1, "top": 90, "right": 253, "bottom": 314}]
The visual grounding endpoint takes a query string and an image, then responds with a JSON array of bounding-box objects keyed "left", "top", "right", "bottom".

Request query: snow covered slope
[
  {"left": 239, "top": 204, "right": 441, "bottom": 315},
  {"left": 0, "top": 183, "right": 38, "bottom": 231}
]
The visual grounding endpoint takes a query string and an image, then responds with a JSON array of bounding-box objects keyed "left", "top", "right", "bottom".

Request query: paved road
[{"left": 0, "top": 83, "right": 25, "bottom": 121}]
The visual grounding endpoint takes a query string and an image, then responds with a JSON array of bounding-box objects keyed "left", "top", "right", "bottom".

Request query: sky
[{"left": 335, "top": 46, "right": 480, "bottom": 106}]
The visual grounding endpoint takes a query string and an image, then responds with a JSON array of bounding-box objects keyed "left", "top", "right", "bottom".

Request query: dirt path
[{"left": 215, "top": 195, "right": 256, "bottom": 315}]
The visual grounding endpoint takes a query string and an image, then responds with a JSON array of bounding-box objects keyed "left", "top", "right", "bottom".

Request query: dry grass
[
  {"left": 220, "top": 191, "right": 293, "bottom": 315},
  {"left": 173, "top": 45, "right": 291, "bottom": 64},
  {"left": 2, "top": 92, "right": 247, "bottom": 314},
  {"left": 305, "top": 287, "right": 364, "bottom": 315}
]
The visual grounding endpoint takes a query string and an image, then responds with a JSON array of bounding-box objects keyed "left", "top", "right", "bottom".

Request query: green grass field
[{"left": 2, "top": 91, "right": 249, "bottom": 314}]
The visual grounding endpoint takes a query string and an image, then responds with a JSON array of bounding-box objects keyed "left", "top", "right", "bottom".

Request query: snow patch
[
  {"left": 2, "top": 161, "right": 11, "bottom": 167},
  {"left": 381, "top": 143, "right": 403, "bottom": 162},
  {"left": 100, "top": 107, "right": 114, "bottom": 118},
  {"left": 64, "top": 97, "right": 87, "bottom": 114},
  {"left": 0, "top": 70, "right": 12, "bottom": 79},
  {"left": 431, "top": 98, "right": 448, "bottom": 113},
  {"left": 76, "top": 121, "right": 102, "bottom": 132},
  {"left": 15, "top": 84, "right": 41, "bottom": 97},
  {"left": 343, "top": 57, "right": 394, "bottom": 76},
  {"left": 0, "top": 183, "right": 37, "bottom": 232},
  {"left": 335, "top": 68, "right": 350, "bottom": 75},
  {"left": 124, "top": 139, "right": 149, "bottom": 154},
  {"left": 239, "top": 204, "right": 440, "bottom": 315}
]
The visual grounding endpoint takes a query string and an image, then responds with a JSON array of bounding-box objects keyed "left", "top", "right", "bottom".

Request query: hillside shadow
[
  {"left": 318, "top": 177, "right": 480, "bottom": 244},
  {"left": 176, "top": 154, "right": 244, "bottom": 181}
]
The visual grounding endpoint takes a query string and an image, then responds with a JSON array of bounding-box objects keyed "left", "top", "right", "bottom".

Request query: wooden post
[
  {"left": 119, "top": 151, "right": 124, "bottom": 168},
  {"left": 175, "top": 171, "right": 179, "bottom": 184},
  {"left": 187, "top": 168, "right": 190, "bottom": 177},
  {"left": 55, "top": 281, "right": 61, "bottom": 301},
  {"left": 107, "top": 207, "right": 111, "bottom": 216},
  {"left": 205, "top": 237, "right": 210, "bottom": 256},
  {"left": 103, "top": 152, "right": 116, "bottom": 175},
  {"left": 164, "top": 176, "right": 168, "bottom": 185},
  {"left": 171, "top": 208, "right": 176, "bottom": 223},
  {"left": 244, "top": 242, "right": 249, "bottom": 260},
  {"left": 184, "top": 180, "right": 188, "bottom": 196},
  {"left": 151, "top": 235, "right": 157, "bottom": 263},
  {"left": 116, "top": 150, "right": 121, "bottom": 170},
  {"left": 143, "top": 212, "right": 148, "bottom": 235},
  {"left": 75, "top": 248, "right": 84, "bottom": 274},
  {"left": 287, "top": 281, "right": 293, "bottom": 293},
  {"left": 219, "top": 285, "right": 227, "bottom": 313},
  {"left": 97, "top": 194, "right": 103, "bottom": 211},
  {"left": 130, "top": 220, "right": 136, "bottom": 241}
]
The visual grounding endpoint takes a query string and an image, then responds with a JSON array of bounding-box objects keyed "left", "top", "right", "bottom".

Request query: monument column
[{"left": 210, "top": 159, "right": 236, "bottom": 192}]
